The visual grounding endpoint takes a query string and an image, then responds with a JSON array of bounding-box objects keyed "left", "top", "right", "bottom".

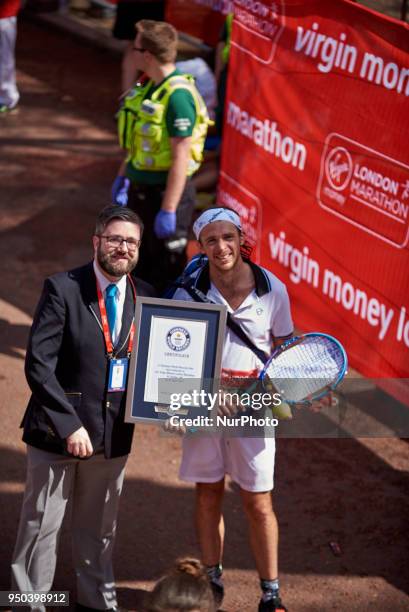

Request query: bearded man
[{"left": 11, "top": 206, "right": 155, "bottom": 612}]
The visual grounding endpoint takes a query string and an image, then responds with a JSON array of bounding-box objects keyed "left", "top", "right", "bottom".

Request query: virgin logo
[
  {"left": 325, "top": 147, "right": 353, "bottom": 191},
  {"left": 329, "top": 157, "right": 348, "bottom": 182}
]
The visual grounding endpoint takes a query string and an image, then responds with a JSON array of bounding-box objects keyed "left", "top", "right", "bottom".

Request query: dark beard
[{"left": 97, "top": 246, "right": 138, "bottom": 278}]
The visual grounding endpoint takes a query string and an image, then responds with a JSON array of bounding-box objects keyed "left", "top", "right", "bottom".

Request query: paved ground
[{"left": 0, "top": 14, "right": 409, "bottom": 612}]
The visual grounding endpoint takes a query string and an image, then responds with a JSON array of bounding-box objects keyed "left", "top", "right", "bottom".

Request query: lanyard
[{"left": 96, "top": 275, "right": 137, "bottom": 358}]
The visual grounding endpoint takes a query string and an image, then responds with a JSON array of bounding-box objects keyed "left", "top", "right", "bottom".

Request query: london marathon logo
[
  {"left": 317, "top": 133, "right": 409, "bottom": 248},
  {"left": 232, "top": 0, "right": 285, "bottom": 64}
]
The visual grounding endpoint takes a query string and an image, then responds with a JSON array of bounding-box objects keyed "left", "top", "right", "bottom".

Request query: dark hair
[
  {"left": 94, "top": 206, "right": 144, "bottom": 237},
  {"left": 206, "top": 205, "right": 254, "bottom": 260},
  {"left": 143, "top": 558, "right": 215, "bottom": 612},
  {"left": 136, "top": 20, "right": 178, "bottom": 64}
]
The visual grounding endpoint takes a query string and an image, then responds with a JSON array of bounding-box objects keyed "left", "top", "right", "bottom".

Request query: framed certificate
[{"left": 125, "top": 297, "right": 227, "bottom": 424}]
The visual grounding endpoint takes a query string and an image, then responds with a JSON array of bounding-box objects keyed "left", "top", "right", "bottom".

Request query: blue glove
[
  {"left": 154, "top": 210, "right": 177, "bottom": 238},
  {"left": 111, "top": 176, "right": 130, "bottom": 207}
]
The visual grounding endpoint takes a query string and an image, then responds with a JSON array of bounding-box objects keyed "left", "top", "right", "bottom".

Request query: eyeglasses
[
  {"left": 99, "top": 235, "right": 141, "bottom": 250},
  {"left": 133, "top": 46, "right": 146, "bottom": 53}
]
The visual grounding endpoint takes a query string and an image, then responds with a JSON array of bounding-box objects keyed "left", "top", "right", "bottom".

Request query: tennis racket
[{"left": 260, "top": 333, "right": 347, "bottom": 406}]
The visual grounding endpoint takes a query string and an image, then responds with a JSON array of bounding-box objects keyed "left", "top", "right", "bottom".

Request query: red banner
[
  {"left": 166, "top": 0, "right": 230, "bottom": 46},
  {"left": 218, "top": 0, "right": 409, "bottom": 382}
]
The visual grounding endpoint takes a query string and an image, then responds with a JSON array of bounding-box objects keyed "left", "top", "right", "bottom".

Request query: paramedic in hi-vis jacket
[{"left": 112, "top": 19, "right": 212, "bottom": 292}]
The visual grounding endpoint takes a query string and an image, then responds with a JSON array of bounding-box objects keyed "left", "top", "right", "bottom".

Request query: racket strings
[{"left": 265, "top": 336, "right": 345, "bottom": 403}]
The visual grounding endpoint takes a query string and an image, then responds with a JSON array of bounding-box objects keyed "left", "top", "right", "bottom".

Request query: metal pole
[{"left": 402, "top": 0, "right": 408, "bottom": 22}]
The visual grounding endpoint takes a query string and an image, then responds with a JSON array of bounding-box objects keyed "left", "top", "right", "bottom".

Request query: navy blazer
[{"left": 21, "top": 262, "right": 155, "bottom": 458}]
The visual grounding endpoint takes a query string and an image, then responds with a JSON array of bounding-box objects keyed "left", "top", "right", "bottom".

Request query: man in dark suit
[{"left": 11, "top": 206, "right": 155, "bottom": 611}]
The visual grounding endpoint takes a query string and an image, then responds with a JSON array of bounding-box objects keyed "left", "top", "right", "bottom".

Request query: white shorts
[{"left": 179, "top": 435, "right": 276, "bottom": 492}]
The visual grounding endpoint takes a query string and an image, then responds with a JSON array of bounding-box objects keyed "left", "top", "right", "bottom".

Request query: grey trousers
[
  {"left": 11, "top": 446, "right": 127, "bottom": 611},
  {"left": 0, "top": 16, "right": 19, "bottom": 108}
]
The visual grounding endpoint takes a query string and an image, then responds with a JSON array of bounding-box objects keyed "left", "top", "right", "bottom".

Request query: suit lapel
[{"left": 81, "top": 262, "right": 102, "bottom": 327}]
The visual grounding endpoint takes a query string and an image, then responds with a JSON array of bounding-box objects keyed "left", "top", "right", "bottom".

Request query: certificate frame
[{"left": 125, "top": 297, "right": 227, "bottom": 424}]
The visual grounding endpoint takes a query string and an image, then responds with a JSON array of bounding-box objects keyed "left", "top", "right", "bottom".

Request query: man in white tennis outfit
[{"left": 173, "top": 207, "right": 293, "bottom": 612}]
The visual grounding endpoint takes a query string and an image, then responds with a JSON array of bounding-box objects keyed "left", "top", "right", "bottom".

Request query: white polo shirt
[
  {"left": 174, "top": 261, "right": 294, "bottom": 378},
  {"left": 173, "top": 261, "right": 294, "bottom": 492}
]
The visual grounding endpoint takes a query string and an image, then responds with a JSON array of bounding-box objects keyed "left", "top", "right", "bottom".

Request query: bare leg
[
  {"left": 195, "top": 479, "right": 225, "bottom": 565},
  {"left": 239, "top": 488, "right": 278, "bottom": 579}
]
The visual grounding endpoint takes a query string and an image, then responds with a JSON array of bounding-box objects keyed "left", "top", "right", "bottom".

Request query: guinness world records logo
[{"left": 166, "top": 327, "right": 191, "bottom": 352}]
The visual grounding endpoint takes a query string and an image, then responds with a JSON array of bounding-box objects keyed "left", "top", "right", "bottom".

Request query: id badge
[{"left": 108, "top": 358, "right": 129, "bottom": 392}]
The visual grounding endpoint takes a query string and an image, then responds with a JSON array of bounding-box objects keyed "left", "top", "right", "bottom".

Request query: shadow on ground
[{"left": 0, "top": 437, "right": 407, "bottom": 604}]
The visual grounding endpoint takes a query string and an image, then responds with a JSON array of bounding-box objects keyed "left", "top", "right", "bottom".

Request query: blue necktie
[{"left": 105, "top": 284, "right": 118, "bottom": 340}]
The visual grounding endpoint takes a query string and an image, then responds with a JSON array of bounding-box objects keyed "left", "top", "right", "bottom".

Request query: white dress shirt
[{"left": 93, "top": 260, "right": 127, "bottom": 344}]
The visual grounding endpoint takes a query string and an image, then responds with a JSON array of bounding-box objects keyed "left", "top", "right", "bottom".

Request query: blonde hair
[{"left": 143, "top": 557, "right": 215, "bottom": 612}]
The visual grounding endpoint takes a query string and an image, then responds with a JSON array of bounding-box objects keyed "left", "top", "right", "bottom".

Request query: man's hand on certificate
[
  {"left": 66, "top": 426, "right": 93, "bottom": 457},
  {"left": 163, "top": 417, "right": 187, "bottom": 436}
]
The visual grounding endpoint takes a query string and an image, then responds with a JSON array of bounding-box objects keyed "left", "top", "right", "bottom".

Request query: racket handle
[{"left": 263, "top": 374, "right": 280, "bottom": 395}]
